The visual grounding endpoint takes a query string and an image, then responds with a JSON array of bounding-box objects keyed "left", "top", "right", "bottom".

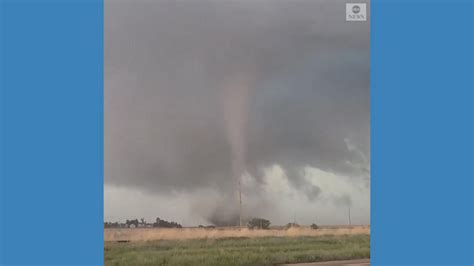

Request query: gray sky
[{"left": 105, "top": 0, "right": 370, "bottom": 226}]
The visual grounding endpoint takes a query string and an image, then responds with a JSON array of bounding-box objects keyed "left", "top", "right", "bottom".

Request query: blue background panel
[
  {"left": 372, "top": 0, "right": 473, "bottom": 265},
  {"left": 1, "top": 0, "right": 473, "bottom": 265},
  {"left": 1, "top": 1, "right": 103, "bottom": 265}
]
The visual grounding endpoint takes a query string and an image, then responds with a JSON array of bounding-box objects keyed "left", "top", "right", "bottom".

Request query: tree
[
  {"left": 153, "top": 217, "right": 182, "bottom": 228},
  {"left": 126, "top": 219, "right": 139, "bottom": 228},
  {"left": 246, "top": 218, "right": 271, "bottom": 229},
  {"left": 285, "top": 222, "right": 300, "bottom": 229},
  {"left": 104, "top": 222, "right": 120, "bottom": 228}
]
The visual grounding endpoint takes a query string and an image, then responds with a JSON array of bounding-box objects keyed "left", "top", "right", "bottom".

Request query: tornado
[{"left": 221, "top": 71, "right": 255, "bottom": 227}]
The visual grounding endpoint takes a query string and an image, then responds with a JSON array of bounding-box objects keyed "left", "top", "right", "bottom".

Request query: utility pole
[
  {"left": 239, "top": 178, "right": 242, "bottom": 228},
  {"left": 348, "top": 207, "right": 352, "bottom": 227}
]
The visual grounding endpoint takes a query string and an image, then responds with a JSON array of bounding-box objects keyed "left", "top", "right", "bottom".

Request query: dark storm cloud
[{"left": 105, "top": 0, "right": 370, "bottom": 218}]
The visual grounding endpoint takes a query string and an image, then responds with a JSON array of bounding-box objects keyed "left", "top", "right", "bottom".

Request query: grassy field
[{"left": 104, "top": 234, "right": 370, "bottom": 266}]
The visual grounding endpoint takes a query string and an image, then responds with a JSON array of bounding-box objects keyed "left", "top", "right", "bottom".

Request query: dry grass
[{"left": 104, "top": 225, "right": 370, "bottom": 242}]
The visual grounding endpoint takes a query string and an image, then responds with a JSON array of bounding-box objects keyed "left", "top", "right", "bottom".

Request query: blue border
[
  {"left": 1, "top": 0, "right": 473, "bottom": 265},
  {"left": 372, "top": 0, "right": 473, "bottom": 265},
  {"left": 1, "top": 0, "right": 103, "bottom": 265}
]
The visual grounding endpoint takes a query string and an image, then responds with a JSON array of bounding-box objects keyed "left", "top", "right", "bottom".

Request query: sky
[{"left": 104, "top": 0, "right": 370, "bottom": 226}]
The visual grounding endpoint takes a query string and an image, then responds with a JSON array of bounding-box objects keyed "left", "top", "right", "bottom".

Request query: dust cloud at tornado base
[{"left": 105, "top": 0, "right": 370, "bottom": 226}]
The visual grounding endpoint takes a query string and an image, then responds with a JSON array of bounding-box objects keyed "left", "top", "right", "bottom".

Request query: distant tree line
[
  {"left": 104, "top": 216, "right": 319, "bottom": 230},
  {"left": 104, "top": 217, "right": 182, "bottom": 228}
]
